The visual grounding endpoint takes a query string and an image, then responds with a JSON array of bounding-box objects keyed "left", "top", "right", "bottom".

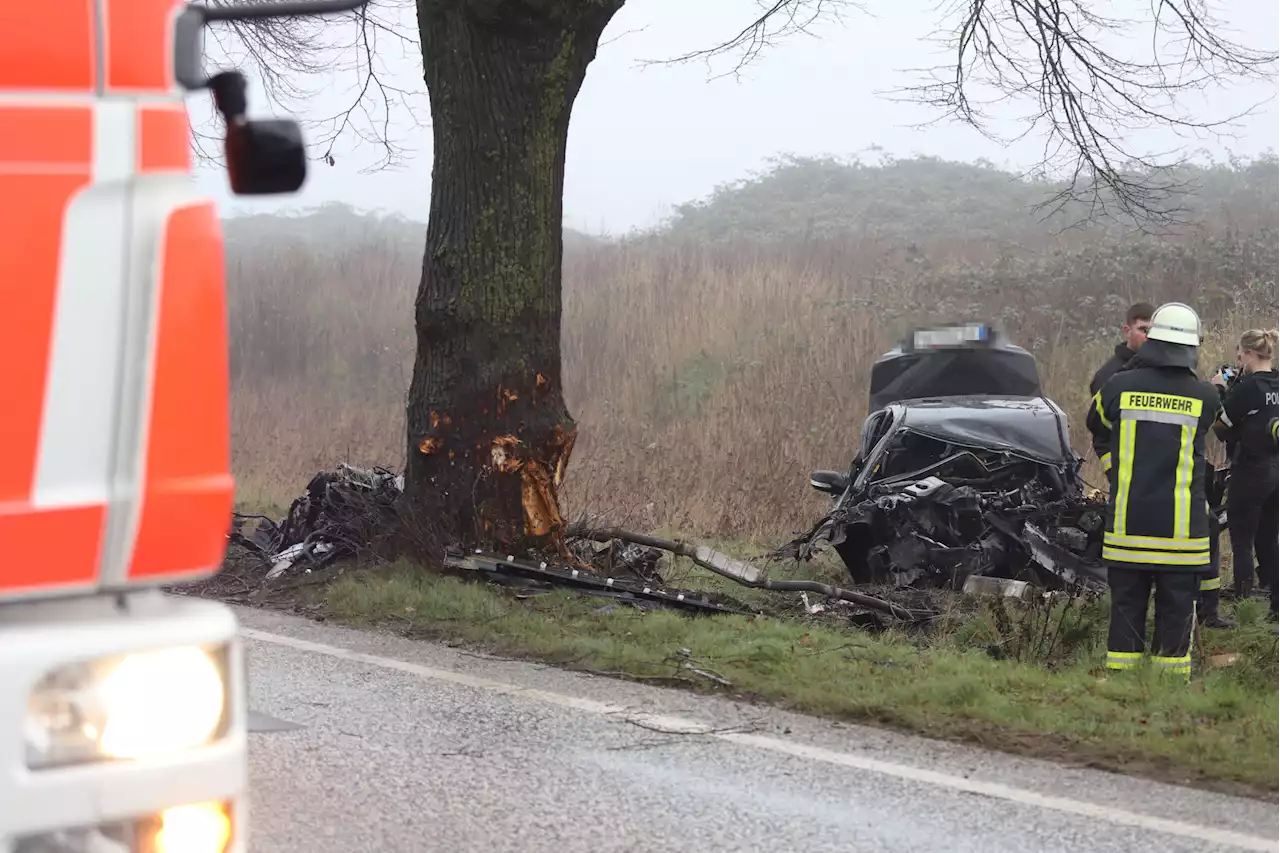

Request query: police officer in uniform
[
  {"left": 1086, "top": 303, "right": 1221, "bottom": 679},
  {"left": 1212, "top": 329, "right": 1279, "bottom": 619}
]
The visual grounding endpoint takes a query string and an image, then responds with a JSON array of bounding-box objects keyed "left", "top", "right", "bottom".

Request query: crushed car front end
[
  {"left": 778, "top": 394, "right": 1111, "bottom": 589},
  {"left": 783, "top": 395, "right": 1108, "bottom": 593},
  {"left": 781, "top": 323, "right": 1110, "bottom": 594}
]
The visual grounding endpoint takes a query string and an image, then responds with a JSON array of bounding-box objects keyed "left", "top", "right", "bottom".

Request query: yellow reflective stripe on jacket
[
  {"left": 1173, "top": 424, "right": 1193, "bottom": 538},
  {"left": 1102, "top": 546, "right": 1211, "bottom": 565},
  {"left": 1093, "top": 392, "right": 1112, "bottom": 429},
  {"left": 1103, "top": 526, "right": 1212, "bottom": 564},
  {"left": 1109, "top": 391, "right": 1204, "bottom": 545},
  {"left": 1104, "top": 533, "right": 1209, "bottom": 551},
  {"left": 1099, "top": 452, "right": 1112, "bottom": 472},
  {"left": 1114, "top": 419, "right": 1136, "bottom": 535}
]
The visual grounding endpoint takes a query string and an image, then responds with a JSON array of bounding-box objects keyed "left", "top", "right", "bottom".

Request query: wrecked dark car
[{"left": 779, "top": 324, "right": 1108, "bottom": 594}]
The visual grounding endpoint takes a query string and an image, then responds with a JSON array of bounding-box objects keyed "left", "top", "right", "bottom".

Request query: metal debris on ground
[
  {"left": 443, "top": 550, "right": 751, "bottom": 617},
  {"left": 568, "top": 537, "right": 667, "bottom": 586},
  {"left": 671, "top": 647, "right": 734, "bottom": 687},
  {"left": 224, "top": 463, "right": 944, "bottom": 623},
  {"left": 961, "top": 576, "right": 1036, "bottom": 601},
  {"left": 567, "top": 526, "right": 934, "bottom": 622},
  {"left": 800, "top": 592, "right": 826, "bottom": 615},
  {"left": 229, "top": 463, "right": 403, "bottom": 579}
]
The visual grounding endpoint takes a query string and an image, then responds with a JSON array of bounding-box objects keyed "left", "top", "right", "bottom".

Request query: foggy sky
[{"left": 192, "top": 0, "right": 1280, "bottom": 234}]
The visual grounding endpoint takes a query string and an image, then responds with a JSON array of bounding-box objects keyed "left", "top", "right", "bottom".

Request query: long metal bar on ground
[
  {"left": 444, "top": 552, "right": 753, "bottom": 616},
  {"left": 567, "top": 526, "right": 930, "bottom": 621}
]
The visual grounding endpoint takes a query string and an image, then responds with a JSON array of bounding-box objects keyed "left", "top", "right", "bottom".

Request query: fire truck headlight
[
  {"left": 152, "top": 802, "right": 234, "bottom": 853},
  {"left": 25, "top": 645, "right": 230, "bottom": 768},
  {"left": 13, "top": 801, "right": 234, "bottom": 853}
]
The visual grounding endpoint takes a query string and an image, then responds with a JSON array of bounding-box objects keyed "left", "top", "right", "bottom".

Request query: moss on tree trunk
[{"left": 405, "top": 0, "right": 622, "bottom": 554}]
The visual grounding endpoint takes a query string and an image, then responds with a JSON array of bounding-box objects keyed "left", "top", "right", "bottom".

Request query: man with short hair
[{"left": 1089, "top": 302, "right": 1155, "bottom": 397}]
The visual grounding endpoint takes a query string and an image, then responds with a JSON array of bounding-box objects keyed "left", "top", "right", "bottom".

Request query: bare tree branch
[
  {"left": 881, "top": 0, "right": 1278, "bottom": 230},
  {"left": 640, "top": 0, "right": 1275, "bottom": 230},
  {"left": 202, "top": 0, "right": 1276, "bottom": 231},
  {"left": 191, "top": 0, "right": 424, "bottom": 172},
  {"left": 643, "top": 0, "right": 862, "bottom": 82}
]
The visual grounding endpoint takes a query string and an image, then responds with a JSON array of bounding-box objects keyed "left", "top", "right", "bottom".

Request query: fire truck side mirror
[
  {"left": 226, "top": 119, "right": 308, "bottom": 195},
  {"left": 176, "top": 0, "right": 373, "bottom": 91},
  {"left": 176, "top": 0, "right": 370, "bottom": 195}
]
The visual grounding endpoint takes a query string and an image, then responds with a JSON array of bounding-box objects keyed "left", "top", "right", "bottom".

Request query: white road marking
[{"left": 241, "top": 626, "right": 1277, "bottom": 853}]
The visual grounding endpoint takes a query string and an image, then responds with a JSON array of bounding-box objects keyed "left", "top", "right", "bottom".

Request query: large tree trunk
[{"left": 405, "top": 0, "right": 622, "bottom": 554}]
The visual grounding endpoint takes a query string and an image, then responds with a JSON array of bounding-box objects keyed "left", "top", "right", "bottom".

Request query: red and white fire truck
[{"left": 1, "top": 1, "right": 364, "bottom": 850}]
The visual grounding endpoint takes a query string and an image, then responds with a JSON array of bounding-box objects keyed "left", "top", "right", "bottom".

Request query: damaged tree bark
[{"left": 405, "top": 0, "right": 624, "bottom": 553}]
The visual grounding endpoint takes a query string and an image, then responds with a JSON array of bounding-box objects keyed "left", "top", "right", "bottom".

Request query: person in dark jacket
[
  {"left": 1087, "top": 303, "right": 1221, "bottom": 680},
  {"left": 1087, "top": 301, "right": 1232, "bottom": 628},
  {"left": 1089, "top": 302, "right": 1155, "bottom": 398},
  {"left": 1211, "top": 328, "right": 1279, "bottom": 619}
]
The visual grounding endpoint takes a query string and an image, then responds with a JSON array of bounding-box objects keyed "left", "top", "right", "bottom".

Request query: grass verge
[{"left": 319, "top": 558, "right": 1279, "bottom": 798}]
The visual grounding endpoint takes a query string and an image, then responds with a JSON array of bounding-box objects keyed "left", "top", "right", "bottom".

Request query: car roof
[
  {"left": 893, "top": 394, "right": 1060, "bottom": 416},
  {"left": 885, "top": 395, "right": 1071, "bottom": 464}
]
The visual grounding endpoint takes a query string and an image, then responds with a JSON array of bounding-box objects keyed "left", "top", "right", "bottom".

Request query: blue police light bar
[{"left": 912, "top": 324, "right": 991, "bottom": 349}]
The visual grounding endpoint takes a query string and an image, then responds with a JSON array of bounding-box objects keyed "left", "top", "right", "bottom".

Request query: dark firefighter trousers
[
  {"left": 1227, "top": 462, "right": 1279, "bottom": 611},
  {"left": 1106, "top": 567, "right": 1197, "bottom": 679}
]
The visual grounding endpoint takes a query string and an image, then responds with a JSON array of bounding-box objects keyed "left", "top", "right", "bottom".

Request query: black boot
[{"left": 1199, "top": 588, "right": 1237, "bottom": 629}]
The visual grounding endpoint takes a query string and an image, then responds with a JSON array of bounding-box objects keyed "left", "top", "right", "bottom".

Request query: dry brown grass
[{"left": 227, "top": 213, "right": 1275, "bottom": 538}]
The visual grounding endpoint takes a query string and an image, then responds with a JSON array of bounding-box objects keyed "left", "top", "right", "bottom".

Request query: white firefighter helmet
[{"left": 1146, "top": 302, "right": 1203, "bottom": 347}]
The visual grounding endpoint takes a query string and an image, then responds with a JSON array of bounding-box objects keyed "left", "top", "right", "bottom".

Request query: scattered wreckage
[
  {"left": 777, "top": 323, "right": 1108, "bottom": 596},
  {"left": 225, "top": 463, "right": 935, "bottom": 621},
  {"left": 223, "top": 324, "right": 1109, "bottom": 624},
  {"left": 230, "top": 463, "right": 405, "bottom": 579}
]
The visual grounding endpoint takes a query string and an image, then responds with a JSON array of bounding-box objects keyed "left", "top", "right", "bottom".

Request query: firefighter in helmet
[{"left": 1086, "top": 302, "right": 1221, "bottom": 679}]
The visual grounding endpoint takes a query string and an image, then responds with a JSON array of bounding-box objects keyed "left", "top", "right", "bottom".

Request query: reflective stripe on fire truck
[{"left": 1, "top": 0, "right": 232, "bottom": 596}]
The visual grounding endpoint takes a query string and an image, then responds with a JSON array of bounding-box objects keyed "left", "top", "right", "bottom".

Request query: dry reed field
[{"left": 225, "top": 156, "right": 1279, "bottom": 540}]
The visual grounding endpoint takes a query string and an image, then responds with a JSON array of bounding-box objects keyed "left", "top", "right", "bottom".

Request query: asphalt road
[{"left": 235, "top": 606, "right": 1279, "bottom": 853}]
